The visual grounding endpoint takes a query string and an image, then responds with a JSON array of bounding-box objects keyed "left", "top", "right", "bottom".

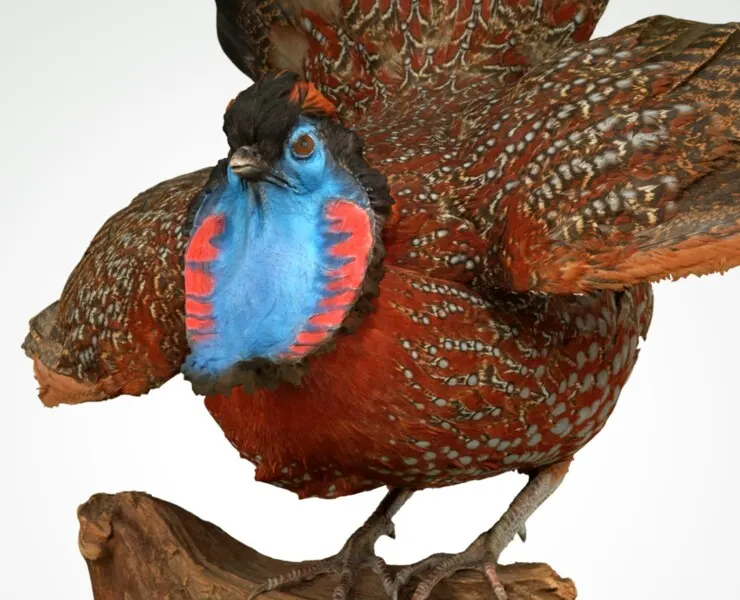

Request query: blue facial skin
[{"left": 183, "top": 118, "right": 373, "bottom": 380}]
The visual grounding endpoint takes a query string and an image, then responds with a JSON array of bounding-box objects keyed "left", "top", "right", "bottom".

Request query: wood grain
[{"left": 77, "top": 492, "right": 577, "bottom": 600}]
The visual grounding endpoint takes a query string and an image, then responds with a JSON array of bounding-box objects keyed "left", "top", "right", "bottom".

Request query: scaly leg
[
  {"left": 249, "top": 487, "right": 413, "bottom": 600},
  {"left": 392, "top": 459, "right": 572, "bottom": 600}
]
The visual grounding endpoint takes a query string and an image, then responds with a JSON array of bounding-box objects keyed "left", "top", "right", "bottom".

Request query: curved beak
[{"left": 229, "top": 145, "right": 268, "bottom": 181}]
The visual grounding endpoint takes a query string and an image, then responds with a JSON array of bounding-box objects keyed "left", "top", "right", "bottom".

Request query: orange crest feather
[{"left": 289, "top": 82, "right": 337, "bottom": 118}]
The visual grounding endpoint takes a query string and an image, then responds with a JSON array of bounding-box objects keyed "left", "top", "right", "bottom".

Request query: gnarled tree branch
[{"left": 77, "top": 492, "right": 577, "bottom": 599}]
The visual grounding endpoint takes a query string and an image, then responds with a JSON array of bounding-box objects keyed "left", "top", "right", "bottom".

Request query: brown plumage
[
  {"left": 24, "top": 169, "right": 209, "bottom": 406},
  {"left": 23, "top": 2, "right": 739, "bottom": 599}
]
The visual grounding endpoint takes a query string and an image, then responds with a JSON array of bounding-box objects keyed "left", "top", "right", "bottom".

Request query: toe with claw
[
  {"left": 391, "top": 533, "right": 508, "bottom": 600},
  {"left": 249, "top": 488, "right": 412, "bottom": 600},
  {"left": 248, "top": 521, "right": 394, "bottom": 600},
  {"left": 392, "top": 461, "right": 571, "bottom": 600}
]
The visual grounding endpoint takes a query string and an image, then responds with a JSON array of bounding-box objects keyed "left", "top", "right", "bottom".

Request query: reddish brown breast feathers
[{"left": 205, "top": 269, "right": 653, "bottom": 499}]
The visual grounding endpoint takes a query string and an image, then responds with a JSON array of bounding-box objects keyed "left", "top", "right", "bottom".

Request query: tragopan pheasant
[{"left": 23, "top": 1, "right": 740, "bottom": 598}]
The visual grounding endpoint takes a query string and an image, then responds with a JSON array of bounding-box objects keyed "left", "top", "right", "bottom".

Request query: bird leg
[
  {"left": 392, "top": 459, "right": 572, "bottom": 600},
  {"left": 249, "top": 487, "right": 413, "bottom": 600}
]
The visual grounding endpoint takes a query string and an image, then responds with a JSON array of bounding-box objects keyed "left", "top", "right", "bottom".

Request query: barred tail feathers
[{"left": 215, "top": 0, "right": 609, "bottom": 111}]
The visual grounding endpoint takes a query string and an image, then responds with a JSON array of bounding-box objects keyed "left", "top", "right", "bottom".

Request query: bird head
[{"left": 182, "top": 72, "right": 392, "bottom": 394}]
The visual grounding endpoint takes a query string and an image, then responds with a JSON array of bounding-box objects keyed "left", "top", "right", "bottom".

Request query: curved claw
[
  {"left": 249, "top": 553, "right": 393, "bottom": 600},
  {"left": 394, "top": 461, "right": 570, "bottom": 600},
  {"left": 371, "top": 556, "right": 396, "bottom": 597},
  {"left": 483, "top": 562, "right": 508, "bottom": 600},
  {"left": 250, "top": 488, "right": 413, "bottom": 600},
  {"left": 248, "top": 559, "right": 330, "bottom": 600},
  {"left": 248, "top": 522, "right": 398, "bottom": 600},
  {"left": 391, "top": 548, "right": 508, "bottom": 600},
  {"left": 390, "top": 553, "right": 453, "bottom": 600},
  {"left": 247, "top": 583, "right": 267, "bottom": 600},
  {"left": 517, "top": 524, "right": 527, "bottom": 543}
]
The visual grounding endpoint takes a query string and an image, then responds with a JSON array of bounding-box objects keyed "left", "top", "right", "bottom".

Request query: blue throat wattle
[{"left": 182, "top": 157, "right": 374, "bottom": 383}]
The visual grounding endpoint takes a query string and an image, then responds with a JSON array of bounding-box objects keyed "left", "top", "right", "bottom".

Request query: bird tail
[
  {"left": 215, "top": 0, "right": 609, "bottom": 112},
  {"left": 23, "top": 302, "right": 110, "bottom": 407}
]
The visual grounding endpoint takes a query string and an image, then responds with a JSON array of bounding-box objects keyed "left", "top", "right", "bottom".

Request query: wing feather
[
  {"left": 23, "top": 168, "right": 215, "bottom": 405},
  {"left": 476, "top": 17, "right": 740, "bottom": 293}
]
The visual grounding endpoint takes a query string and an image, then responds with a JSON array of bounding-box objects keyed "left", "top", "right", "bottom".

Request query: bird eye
[{"left": 291, "top": 134, "right": 315, "bottom": 158}]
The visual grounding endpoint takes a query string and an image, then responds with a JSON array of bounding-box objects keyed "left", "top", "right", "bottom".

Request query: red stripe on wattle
[
  {"left": 186, "top": 297, "right": 212, "bottom": 317},
  {"left": 189, "top": 332, "right": 215, "bottom": 343},
  {"left": 287, "top": 344, "right": 313, "bottom": 357},
  {"left": 309, "top": 311, "right": 345, "bottom": 327},
  {"left": 185, "top": 267, "right": 215, "bottom": 297},
  {"left": 186, "top": 214, "right": 224, "bottom": 263},
  {"left": 328, "top": 237, "right": 367, "bottom": 262},
  {"left": 185, "top": 214, "right": 223, "bottom": 343},
  {"left": 284, "top": 199, "right": 373, "bottom": 360},
  {"left": 325, "top": 277, "right": 348, "bottom": 291},
  {"left": 185, "top": 316, "right": 215, "bottom": 331},
  {"left": 327, "top": 258, "right": 366, "bottom": 290},
  {"left": 295, "top": 330, "right": 330, "bottom": 345},
  {"left": 320, "top": 290, "right": 357, "bottom": 309}
]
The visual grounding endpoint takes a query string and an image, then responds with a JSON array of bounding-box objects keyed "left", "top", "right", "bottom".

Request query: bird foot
[
  {"left": 248, "top": 511, "right": 396, "bottom": 600},
  {"left": 391, "top": 534, "right": 507, "bottom": 600},
  {"left": 392, "top": 460, "right": 572, "bottom": 600}
]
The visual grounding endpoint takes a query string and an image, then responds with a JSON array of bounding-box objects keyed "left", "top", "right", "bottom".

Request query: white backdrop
[{"left": 1, "top": 1, "right": 739, "bottom": 599}]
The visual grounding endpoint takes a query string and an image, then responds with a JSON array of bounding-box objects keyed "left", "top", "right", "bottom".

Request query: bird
[{"left": 22, "top": 1, "right": 740, "bottom": 599}]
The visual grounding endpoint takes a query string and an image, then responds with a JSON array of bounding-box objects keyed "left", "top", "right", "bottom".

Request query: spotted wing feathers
[
  {"left": 23, "top": 169, "right": 214, "bottom": 405},
  {"left": 475, "top": 17, "right": 740, "bottom": 293}
]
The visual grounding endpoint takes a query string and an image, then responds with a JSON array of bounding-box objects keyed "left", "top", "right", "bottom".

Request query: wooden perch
[{"left": 77, "top": 492, "right": 577, "bottom": 600}]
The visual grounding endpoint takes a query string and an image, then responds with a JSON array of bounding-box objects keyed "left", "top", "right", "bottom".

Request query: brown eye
[{"left": 291, "top": 134, "right": 315, "bottom": 158}]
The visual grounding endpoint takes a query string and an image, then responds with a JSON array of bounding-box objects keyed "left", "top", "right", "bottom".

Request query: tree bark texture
[{"left": 77, "top": 492, "right": 577, "bottom": 600}]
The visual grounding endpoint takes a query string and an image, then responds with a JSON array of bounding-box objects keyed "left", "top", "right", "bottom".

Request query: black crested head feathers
[
  {"left": 222, "top": 71, "right": 393, "bottom": 218},
  {"left": 223, "top": 71, "right": 335, "bottom": 164}
]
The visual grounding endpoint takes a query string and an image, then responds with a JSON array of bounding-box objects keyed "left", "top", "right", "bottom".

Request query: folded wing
[
  {"left": 479, "top": 17, "right": 740, "bottom": 293},
  {"left": 23, "top": 168, "right": 217, "bottom": 405}
]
